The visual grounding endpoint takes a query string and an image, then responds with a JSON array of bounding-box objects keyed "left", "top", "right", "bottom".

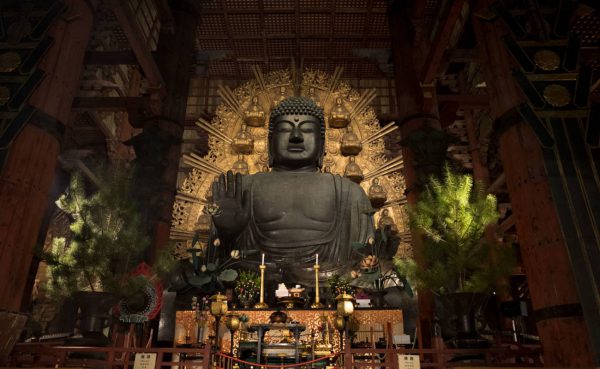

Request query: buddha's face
[{"left": 271, "top": 114, "right": 322, "bottom": 170}]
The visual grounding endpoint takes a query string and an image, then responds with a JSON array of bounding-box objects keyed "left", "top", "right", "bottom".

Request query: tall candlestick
[
  {"left": 254, "top": 264, "right": 268, "bottom": 309},
  {"left": 310, "top": 263, "right": 324, "bottom": 309}
]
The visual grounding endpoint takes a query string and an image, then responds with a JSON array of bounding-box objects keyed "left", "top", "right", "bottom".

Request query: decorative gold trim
[
  {"left": 543, "top": 84, "right": 571, "bottom": 107},
  {"left": 526, "top": 73, "right": 577, "bottom": 82},
  {"left": 0, "top": 52, "right": 21, "bottom": 73},
  {"left": 533, "top": 50, "right": 560, "bottom": 71}
]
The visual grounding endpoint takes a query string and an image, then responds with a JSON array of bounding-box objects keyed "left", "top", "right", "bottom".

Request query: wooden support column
[
  {"left": 0, "top": 0, "right": 97, "bottom": 311},
  {"left": 127, "top": 1, "right": 199, "bottom": 259},
  {"left": 464, "top": 109, "right": 490, "bottom": 185},
  {"left": 388, "top": 0, "right": 446, "bottom": 350},
  {"left": 472, "top": 3, "right": 596, "bottom": 366}
]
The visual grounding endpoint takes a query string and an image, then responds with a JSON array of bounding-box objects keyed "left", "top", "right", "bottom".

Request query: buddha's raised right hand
[{"left": 211, "top": 171, "right": 250, "bottom": 239}]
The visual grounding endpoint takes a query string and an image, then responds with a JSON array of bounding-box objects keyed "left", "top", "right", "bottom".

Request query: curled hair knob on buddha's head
[{"left": 269, "top": 96, "right": 325, "bottom": 142}]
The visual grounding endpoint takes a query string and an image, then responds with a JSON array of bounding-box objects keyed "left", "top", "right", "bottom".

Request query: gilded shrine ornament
[
  {"left": 244, "top": 96, "right": 266, "bottom": 127},
  {"left": 232, "top": 124, "right": 254, "bottom": 154},
  {"left": 368, "top": 178, "right": 387, "bottom": 208},
  {"left": 533, "top": 50, "right": 561, "bottom": 71},
  {"left": 173, "top": 67, "right": 412, "bottom": 262},
  {"left": 344, "top": 156, "right": 364, "bottom": 183},
  {"left": 329, "top": 97, "right": 350, "bottom": 128},
  {"left": 307, "top": 86, "right": 321, "bottom": 107},
  {"left": 378, "top": 209, "right": 398, "bottom": 234},
  {"left": 543, "top": 84, "right": 571, "bottom": 107},
  {"left": 340, "top": 126, "right": 362, "bottom": 156},
  {"left": 231, "top": 155, "right": 249, "bottom": 175},
  {"left": 0, "top": 52, "right": 21, "bottom": 73}
]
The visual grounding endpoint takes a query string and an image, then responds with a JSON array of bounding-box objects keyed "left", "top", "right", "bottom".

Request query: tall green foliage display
[
  {"left": 44, "top": 165, "right": 150, "bottom": 300},
  {"left": 395, "top": 166, "right": 513, "bottom": 294}
]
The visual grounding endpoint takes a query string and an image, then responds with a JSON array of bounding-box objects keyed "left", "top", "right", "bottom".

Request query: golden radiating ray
[
  {"left": 182, "top": 154, "right": 224, "bottom": 176},
  {"left": 195, "top": 118, "right": 233, "bottom": 144},
  {"left": 217, "top": 86, "right": 243, "bottom": 119},
  {"left": 381, "top": 198, "right": 408, "bottom": 209},
  {"left": 349, "top": 88, "right": 377, "bottom": 119},
  {"left": 361, "top": 122, "right": 398, "bottom": 145},
  {"left": 363, "top": 156, "right": 404, "bottom": 181},
  {"left": 176, "top": 192, "right": 207, "bottom": 204},
  {"left": 251, "top": 65, "right": 267, "bottom": 91},
  {"left": 321, "top": 66, "right": 344, "bottom": 107},
  {"left": 170, "top": 228, "right": 196, "bottom": 239}
]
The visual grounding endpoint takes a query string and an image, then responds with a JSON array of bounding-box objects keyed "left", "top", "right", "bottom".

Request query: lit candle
[
  {"left": 261, "top": 253, "right": 265, "bottom": 265},
  {"left": 316, "top": 253, "right": 319, "bottom": 265}
]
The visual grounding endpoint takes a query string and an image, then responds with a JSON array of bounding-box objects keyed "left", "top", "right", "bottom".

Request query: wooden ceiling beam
[
  {"left": 198, "top": 34, "right": 389, "bottom": 40},
  {"left": 448, "top": 48, "right": 479, "bottom": 63},
  {"left": 197, "top": 7, "right": 385, "bottom": 15},
  {"left": 84, "top": 50, "right": 138, "bottom": 65},
  {"left": 107, "top": 0, "right": 165, "bottom": 96},
  {"left": 437, "top": 94, "right": 489, "bottom": 107},
  {"left": 72, "top": 97, "right": 149, "bottom": 112},
  {"left": 421, "top": 0, "right": 467, "bottom": 83}
]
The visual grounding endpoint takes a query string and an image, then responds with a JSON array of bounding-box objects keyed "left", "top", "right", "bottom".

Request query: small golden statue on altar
[
  {"left": 344, "top": 156, "right": 364, "bottom": 183},
  {"left": 244, "top": 96, "right": 266, "bottom": 127},
  {"left": 329, "top": 97, "right": 350, "bottom": 128},
  {"left": 274, "top": 86, "right": 289, "bottom": 107},
  {"left": 232, "top": 124, "right": 254, "bottom": 154},
  {"left": 378, "top": 209, "right": 398, "bottom": 234},
  {"left": 368, "top": 178, "right": 387, "bottom": 208},
  {"left": 307, "top": 86, "right": 322, "bottom": 107},
  {"left": 231, "top": 155, "right": 249, "bottom": 175},
  {"left": 340, "top": 126, "right": 362, "bottom": 156}
]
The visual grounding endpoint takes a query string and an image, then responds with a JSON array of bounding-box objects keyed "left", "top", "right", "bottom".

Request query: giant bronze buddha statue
[{"left": 211, "top": 97, "right": 375, "bottom": 283}]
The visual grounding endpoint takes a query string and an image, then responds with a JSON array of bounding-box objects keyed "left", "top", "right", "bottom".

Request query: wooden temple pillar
[
  {"left": 387, "top": 1, "right": 448, "bottom": 349},
  {"left": 0, "top": 0, "right": 97, "bottom": 312},
  {"left": 472, "top": 3, "right": 597, "bottom": 366},
  {"left": 127, "top": 0, "right": 200, "bottom": 259}
]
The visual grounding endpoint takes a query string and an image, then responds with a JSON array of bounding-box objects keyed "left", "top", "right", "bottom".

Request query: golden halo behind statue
[{"left": 171, "top": 67, "right": 412, "bottom": 260}]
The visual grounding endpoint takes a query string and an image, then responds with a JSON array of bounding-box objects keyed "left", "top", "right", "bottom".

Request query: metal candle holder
[
  {"left": 311, "top": 264, "right": 325, "bottom": 308},
  {"left": 254, "top": 264, "right": 268, "bottom": 308}
]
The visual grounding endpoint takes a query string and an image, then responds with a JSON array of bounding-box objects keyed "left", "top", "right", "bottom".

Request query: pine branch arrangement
[
  {"left": 235, "top": 270, "right": 260, "bottom": 307},
  {"left": 44, "top": 164, "right": 150, "bottom": 300},
  {"left": 395, "top": 166, "right": 513, "bottom": 294}
]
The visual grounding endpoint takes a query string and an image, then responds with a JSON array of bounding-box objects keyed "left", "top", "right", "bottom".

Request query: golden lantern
[
  {"left": 232, "top": 124, "right": 254, "bottom": 154},
  {"left": 344, "top": 156, "right": 364, "bottom": 183},
  {"left": 335, "top": 293, "right": 355, "bottom": 317},
  {"left": 340, "top": 127, "right": 362, "bottom": 156},
  {"left": 336, "top": 293, "right": 355, "bottom": 349},
  {"left": 210, "top": 292, "right": 228, "bottom": 349},
  {"left": 333, "top": 315, "right": 346, "bottom": 331},
  {"left": 225, "top": 312, "right": 241, "bottom": 356},
  {"left": 210, "top": 292, "right": 228, "bottom": 317},
  {"left": 244, "top": 96, "right": 266, "bottom": 127},
  {"left": 329, "top": 97, "right": 350, "bottom": 128},
  {"left": 368, "top": 178, "right": 387, "bottom": 208}
]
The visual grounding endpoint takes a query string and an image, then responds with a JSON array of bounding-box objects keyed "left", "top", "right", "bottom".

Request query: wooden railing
[
  {"left": 9, "top": 335, "right": 542, "bottom": 369},
  {"left": 342, "top": 345, "right": 543, "bottom": 369},
  {"left": 10, "top": 343, "right": 213, "bottom": 369}
]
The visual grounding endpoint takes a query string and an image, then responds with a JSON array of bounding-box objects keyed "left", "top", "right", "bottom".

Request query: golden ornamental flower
[{"left": 231, "top": 250, "right": 240, "bottom": 259}]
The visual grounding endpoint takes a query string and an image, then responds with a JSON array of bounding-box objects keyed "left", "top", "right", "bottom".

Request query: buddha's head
[{"left": 268, "top": 96, "right": 325, "bottom": 170}]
